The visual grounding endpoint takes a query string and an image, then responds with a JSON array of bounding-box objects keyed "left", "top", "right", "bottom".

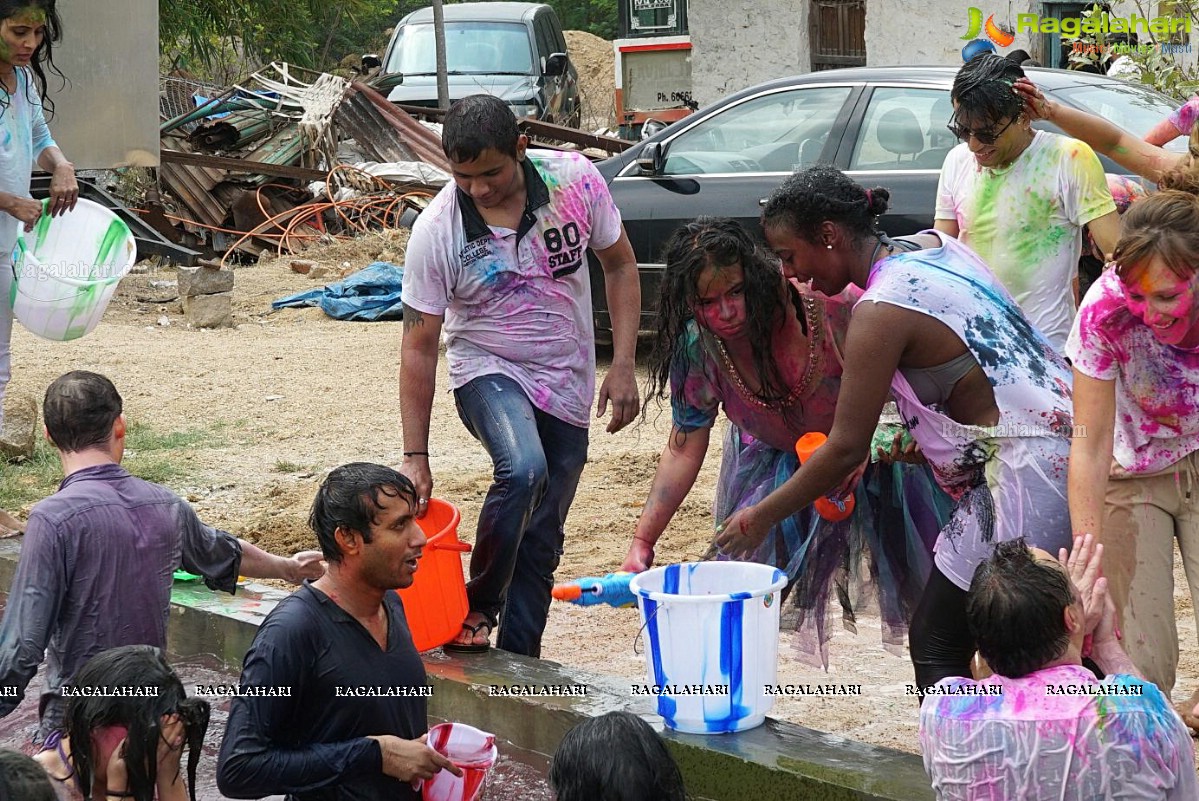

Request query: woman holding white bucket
[
  {"left": 620, "top": 217, "right": 953, "bottom": 668},
  {"left": 0, "top": 0, "right": 76, "bottom": 535}
]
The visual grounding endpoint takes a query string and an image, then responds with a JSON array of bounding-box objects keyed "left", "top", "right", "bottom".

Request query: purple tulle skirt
[{"left": 712, "top": 423, "right": 952, "bottom": 668}]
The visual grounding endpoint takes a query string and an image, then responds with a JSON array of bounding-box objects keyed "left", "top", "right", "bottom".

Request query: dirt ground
[
  {"left": 8, "top": 236, "right": 1199, "bottom": 759},
  {"left": 565, "top": 30, "right": 617, "bottom": 132}
]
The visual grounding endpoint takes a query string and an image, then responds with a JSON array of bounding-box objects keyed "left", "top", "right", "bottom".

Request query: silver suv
[{"left": 378, "top": 2, "right": 581, "bottom": 127}]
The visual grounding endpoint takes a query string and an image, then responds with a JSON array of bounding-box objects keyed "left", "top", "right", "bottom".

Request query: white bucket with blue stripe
[{"left": 630, "top": 562, "right": 787, "bottom": 734}]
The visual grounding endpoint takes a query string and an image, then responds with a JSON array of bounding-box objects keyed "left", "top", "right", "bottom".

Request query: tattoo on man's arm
[{"left": 404, "top": 309, "right": 425, "bottom": 330}]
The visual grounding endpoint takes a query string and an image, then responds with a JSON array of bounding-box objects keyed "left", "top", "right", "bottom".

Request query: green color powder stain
[
  {"left": 968, "top": 153, "right": 1074, "bottom": 297},
  {"left": 60, "top": 218, "right": 131, "bottom": 338},
  {"left": 95, "top": 219, "right": 130, "bottom": 279},
  {"left": 31, "top": 199, "right": 49, "bottom": 251},
  {"left": 14, "top": 8, "right": 47, "bottom": 25}
]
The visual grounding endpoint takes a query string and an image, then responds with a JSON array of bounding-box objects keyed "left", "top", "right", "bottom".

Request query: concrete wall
[
  {"left": 689, "top": 0, "right": 808, "bottom": 106},
  {"left": 689, "top": 0, "right": 1197, "bottom": 101},
  {"left": 865, "top": 0, "right": 1184, "bottom": 70},
  {"left": 865, "top": 0, "right": 1038, "bottom": 67}
]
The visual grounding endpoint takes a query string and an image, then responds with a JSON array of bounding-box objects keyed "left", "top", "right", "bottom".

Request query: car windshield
[
  {"left": 1051, "top": 82, "right": 1189, "bottom": 153},
  {"left": 386, "top": 21, "right": 534, "bottom": 75}
]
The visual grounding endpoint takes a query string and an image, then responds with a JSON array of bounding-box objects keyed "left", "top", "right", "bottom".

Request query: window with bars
[{"left": 809, "top": 0, "right": 866, "bottom": 71}]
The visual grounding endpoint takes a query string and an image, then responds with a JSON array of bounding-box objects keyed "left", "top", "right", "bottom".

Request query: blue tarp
[{"left": 272, "top": 261, "right": 405, "bottom": 322}]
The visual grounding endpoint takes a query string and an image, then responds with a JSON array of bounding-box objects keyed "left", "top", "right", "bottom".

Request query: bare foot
[
  {"left": 1176, "top": 687, "right": 1199, "bottom": 737},
  {"left": 0, "top": 509, "right": 23, "bottom": 538}
]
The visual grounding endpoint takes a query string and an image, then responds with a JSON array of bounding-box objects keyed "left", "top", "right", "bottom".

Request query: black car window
[
  {"left": 850, "top": 87, "right": 952, "bottom": 171},
  {"left": 1051, "top": 82, "right": 1188, "bottom": 153},
  {"left": 534, "top": 15, "right": 555, "bottom": 67},
  {"left": 662, "top": 86, "right": 853, "bottom": 176}
]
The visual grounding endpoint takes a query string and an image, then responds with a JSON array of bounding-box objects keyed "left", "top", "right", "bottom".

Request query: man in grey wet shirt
[{"left": 0, "top": 371, "right": 324, "bottom": 738}]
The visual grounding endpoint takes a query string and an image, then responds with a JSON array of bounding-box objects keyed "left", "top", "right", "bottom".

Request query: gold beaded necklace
[{"left": 714, "top": 295, "right": 825, "bottom": 411}]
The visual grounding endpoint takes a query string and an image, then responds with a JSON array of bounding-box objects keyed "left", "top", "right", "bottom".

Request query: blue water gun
[{"left": 551, "top": 572, "right": 636, "bottom": 608}]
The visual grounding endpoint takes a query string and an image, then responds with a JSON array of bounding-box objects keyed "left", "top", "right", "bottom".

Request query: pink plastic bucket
[{"left": 421, "top": 722, "right": 498, "bottom": 801}]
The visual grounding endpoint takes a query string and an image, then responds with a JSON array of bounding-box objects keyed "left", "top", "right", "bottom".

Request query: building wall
[
  {"left": 865, "top": 0, "right": 1039, "bottom": 67},
  {"left": 688, "top": 0, "right": 1198, "bottom": 105},
  {"left": 689, "top": 0, "right": 809, "bottom": 106}
]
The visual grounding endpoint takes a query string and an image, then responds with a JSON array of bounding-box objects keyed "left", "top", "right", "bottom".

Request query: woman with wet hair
[
  {"left": 1068, "top": 190, "right": 1199, "bottom": 730},
  {"left": 621, "top": 216, "right": 951, "bottom": 667},
  {"left": 549, "top": 711, "right": 688, "bottom": 801},
  {"left": 34, "top": 645, "right": 209, "bottom": 801},
  {"left": 716, "top": 166, "right": 1074, "bottom": 691}
]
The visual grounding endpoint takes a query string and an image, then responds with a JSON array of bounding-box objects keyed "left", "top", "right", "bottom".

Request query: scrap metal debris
[{"left": 154, "top": 62, "right": 630, "bottom": 266}]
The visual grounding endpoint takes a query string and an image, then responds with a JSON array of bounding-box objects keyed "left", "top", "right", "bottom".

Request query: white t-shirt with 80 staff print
[{"left": 401, "top": 150, "right": 623, "bottom": 428}]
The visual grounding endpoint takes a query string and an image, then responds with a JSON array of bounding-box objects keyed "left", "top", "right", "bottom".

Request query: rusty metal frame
[
  {"left": 161, "top": 149, "right": 329, "bottom": 181},
  {"left": 391, "top": 103, "right": 632, "bottom": 155}
]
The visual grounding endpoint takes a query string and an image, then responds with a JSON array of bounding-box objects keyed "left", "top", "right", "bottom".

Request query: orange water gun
[{"left": 795, "top": 432, "right": 855, "bottom": 522}]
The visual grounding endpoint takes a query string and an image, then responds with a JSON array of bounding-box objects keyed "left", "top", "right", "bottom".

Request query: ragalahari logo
[{"left": 963, "top": 7, "right": 1015, "bottom": 46}]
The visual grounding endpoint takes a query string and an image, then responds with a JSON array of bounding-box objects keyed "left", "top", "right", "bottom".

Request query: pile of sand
[{"left": 566, "top": 30, "right": 617, "bottom": 132}]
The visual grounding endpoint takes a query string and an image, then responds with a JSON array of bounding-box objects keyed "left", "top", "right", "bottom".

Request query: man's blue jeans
[{"left": 453, "top": 373, "right": 588, "bottom": 657}]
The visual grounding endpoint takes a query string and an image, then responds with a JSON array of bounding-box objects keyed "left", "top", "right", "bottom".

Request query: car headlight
[{"left": 508, "top": 103, "right": 541, "bottom": 119}]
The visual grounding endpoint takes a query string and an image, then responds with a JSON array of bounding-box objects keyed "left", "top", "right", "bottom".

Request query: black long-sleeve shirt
[{"left": 217, "top": 583, "right": 428, "bottom": 801}]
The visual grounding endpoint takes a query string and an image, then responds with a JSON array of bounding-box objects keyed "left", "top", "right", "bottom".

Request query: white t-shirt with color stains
[
  {"left": 401, "top": 151, "right": 623, "bottom": 428},
  {"left": 935, "top": 131, "right": 1115, "bottom": 353}
]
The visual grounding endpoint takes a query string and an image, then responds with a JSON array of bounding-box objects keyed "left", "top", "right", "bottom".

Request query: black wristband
[{"left": 403, "top": 451, "right": 429, "bottom": 458}]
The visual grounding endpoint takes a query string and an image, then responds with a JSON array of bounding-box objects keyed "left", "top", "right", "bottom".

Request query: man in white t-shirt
[
  {"left": 398, "top": 95, "right": 640, "bottom": 657},
  {"left": 935, "top": 54, "right": 1120, "bottom": 353}
]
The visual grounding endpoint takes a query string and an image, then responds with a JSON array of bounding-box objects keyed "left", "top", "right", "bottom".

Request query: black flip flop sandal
[{"left": 443, "top": 619, "right": 493, "bottom": 653}]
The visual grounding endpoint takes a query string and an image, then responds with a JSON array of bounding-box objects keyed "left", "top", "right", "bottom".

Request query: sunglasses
[{"left": 946, "top": 116, "right": 1017, "bottom": 145}]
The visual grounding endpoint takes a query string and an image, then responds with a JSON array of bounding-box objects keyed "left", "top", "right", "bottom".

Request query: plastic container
[
  {"left": 397, "top": 498, "right": 471, "bottom": 652},
  {"left": 630, "top": 562, "right": 787, "bottom": 734},
  {"left": 421, "top": 722, "right": 497, "bottom": 801},
  {"left": 795, "top": 432, "right": 855, "bottom": 521},
  {"left": 10, "top": 198, "right": 136, "bottom": 341}
]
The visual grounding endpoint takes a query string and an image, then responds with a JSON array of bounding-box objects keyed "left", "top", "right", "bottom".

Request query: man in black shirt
[{"left": 217, "top": 463, "right": 459, "bottom": 800}]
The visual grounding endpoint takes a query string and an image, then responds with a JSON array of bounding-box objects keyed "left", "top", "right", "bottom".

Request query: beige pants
[{"left": 1103, "top": 450, "right": 1199, "bottom": 695}]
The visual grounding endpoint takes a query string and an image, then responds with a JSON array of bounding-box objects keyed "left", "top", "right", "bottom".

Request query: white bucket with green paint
[{"left": 9, "top": 198, "right": 136, "bottom": 341}]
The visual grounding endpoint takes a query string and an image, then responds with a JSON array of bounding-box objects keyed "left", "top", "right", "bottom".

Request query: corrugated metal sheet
[
  {"left": 188, "top": 109, "right": 276, "bottom": 151},
  {"left": 336, "top": 83, "right": 450, "bottom": 172},
  {"left": 159, "top": 136, "right": 230, "bottom": 228}
]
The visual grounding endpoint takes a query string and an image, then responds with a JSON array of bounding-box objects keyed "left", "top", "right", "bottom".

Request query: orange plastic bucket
[{"left": 397, "top": 498, "right": 471, "bottom": 652}]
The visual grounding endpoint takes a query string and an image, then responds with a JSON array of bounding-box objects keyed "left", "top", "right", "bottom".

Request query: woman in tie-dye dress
[{"left": 717, "top": 166, "right": 1075, "bottom": 690}]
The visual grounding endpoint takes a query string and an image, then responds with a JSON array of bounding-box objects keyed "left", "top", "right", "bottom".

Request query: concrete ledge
[{"left": 0, "top": 539, "right": 933, "bottom": 800}]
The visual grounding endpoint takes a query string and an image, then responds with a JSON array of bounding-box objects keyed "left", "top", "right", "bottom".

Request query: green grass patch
[
  {"left": 0, "top": 422, "right": 225, "bottom": 512},
  {"left": 272, "top": 460, "right": 306, "bottom": 473}
]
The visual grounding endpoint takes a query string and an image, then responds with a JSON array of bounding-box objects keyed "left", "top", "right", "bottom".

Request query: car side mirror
[
  {"left": 641, "top": 118, "right": 668, "bottom": 140},
  {"left": 545, "top": 52, "right": 568, "bottom": 77},
  {"left": 636, "top": 142, "right": 667, "bottom": 176}
]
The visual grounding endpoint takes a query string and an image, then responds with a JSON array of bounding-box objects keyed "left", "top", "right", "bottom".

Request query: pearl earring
[{"left": 826, "top": 244, "right": 833, "bottom": 250}]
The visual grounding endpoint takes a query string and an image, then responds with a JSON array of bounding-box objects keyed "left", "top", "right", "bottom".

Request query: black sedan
[{"left": 588, "top": 65, "right": 1186, "bottom": 335}]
